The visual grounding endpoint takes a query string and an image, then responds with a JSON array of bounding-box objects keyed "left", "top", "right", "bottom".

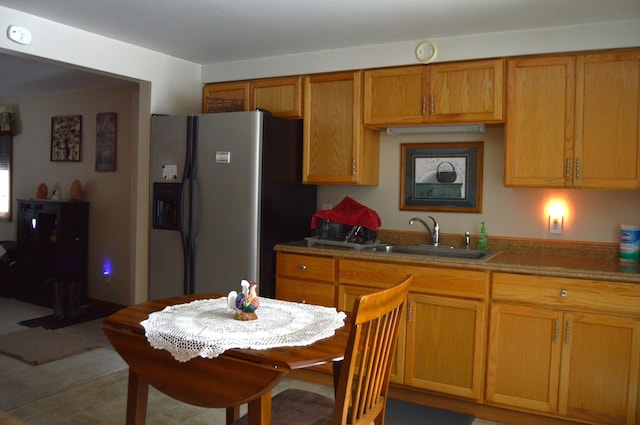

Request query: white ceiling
[{"left": 1, "top": 0, "right": 639, "bottom": 101}]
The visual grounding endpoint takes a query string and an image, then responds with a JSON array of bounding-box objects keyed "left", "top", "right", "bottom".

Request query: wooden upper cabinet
[
  {"left": 203, "top": 76, "right": 303, "bottom": 118},
  {"left": 363, "top": 58, "right": 505, "bottom": 128},
  {"left": 250, "top": 76, "right": 303, "bottom": 118},
  {"left": 505, "top": 49, "right": 640, "bottom": 189},
  {"left": 202, "top": 81, "right": 250, "bottom": 113},
  {"left": 363, "top": 65, "right": 427, "bottom": 126},
  {"left": 504, "top": 55, "right": 576, "bottom": 187},
  {"left": 303, "top": 71, "right": 379, "bottom": 185},
  {"left": 574, "top": 50, "right": 640, "bottom": 189},
  {"left": 429, "top": 58, "right": 505, "bottom": 123}
]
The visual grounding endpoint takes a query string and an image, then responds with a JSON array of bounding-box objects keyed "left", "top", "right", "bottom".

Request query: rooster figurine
[{"left": 227, "top": 280, "right": 260, "bottom": 321}]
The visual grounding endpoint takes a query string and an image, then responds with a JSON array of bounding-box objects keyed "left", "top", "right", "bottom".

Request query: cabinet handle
[
  {"left": 408, "top": 300, "right": 413, "bottom": 323},
  {"left": 430, "top": 95, "right": 435, "bottom": 115},
  {"left": 351, "top": 159, "right": 356, "bottom": 176},
  {"left": 565, "top": 159, "right": 571, "bottom": 180},
  {"left": 421, "top": 96, "right": 426, "bottom": 115},
  {"left": 565, "top": 320, "right": 571, "bottom": 344},
  {"left": 561, "top": 289, "right": 568, "bottom": 297},
  {"left": 298, "top": 264, "right": 306, "bottom": 271},
  {"left": 554, "top": 319, "right": 559, "bottom": 343},
  {"left": 575, "top": 158, "right": 581, "bottom": 180}
]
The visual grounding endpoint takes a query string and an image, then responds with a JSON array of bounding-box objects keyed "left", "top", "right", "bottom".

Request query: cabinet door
[
  {"left": 429, "top": 58, "right": 505, "bottom": 123},
  {"left": 405, "top": 293, "right": 485, "bottom": 400},
  {"left": 303, "top": 71, "right": 379, "bottom": 185},
  {"left": 504, "top": 55, "right": 575, "bottom": 187},
  {"left": 202, "top": 82, "right": 250, "bottom": 113},
  {"left": 363, "top": 65, "right": 427, "bottom": 127},
  {"left": 250, "top": 76, "right": 303, "bottom": 118},
  {"left": 574, "top": 50, "right": 640, "bottom": 189},
  {"left": 338, "top": 284, "right": 405, "bottom": 384},
  {"left": 559, "top": 312, "right": 640, "bottom": 424},
  {"left": 486, "top": 303, "right": 562, "bottom": 413}
]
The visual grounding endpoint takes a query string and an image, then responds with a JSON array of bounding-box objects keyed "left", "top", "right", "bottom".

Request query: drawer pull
[
  {"left": 561, "top": 289, "right": 568, "bottom": 297},
  {"left": 299, "top": 264, "right": 307, "bottom": 271}
]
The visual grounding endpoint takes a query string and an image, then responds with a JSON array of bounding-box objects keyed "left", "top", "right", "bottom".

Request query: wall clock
[{"left": 415, "top": 40, "right": 438, "bottom": 64}]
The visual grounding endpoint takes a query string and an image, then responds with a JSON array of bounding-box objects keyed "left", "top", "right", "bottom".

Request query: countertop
[{"left": 275, "top": 240, "right": 640, "bottom": 284}]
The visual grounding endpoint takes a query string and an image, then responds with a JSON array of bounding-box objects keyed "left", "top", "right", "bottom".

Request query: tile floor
[{"left": 0, "top": 297, "right": 506, "bottom": 424}]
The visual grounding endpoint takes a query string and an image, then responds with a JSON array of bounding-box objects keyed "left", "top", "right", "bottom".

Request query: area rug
[
  {"left": 0, "top": 327, "right": 103, "bottom": 365},
  {"left": 385, "top": 398, "right": 474, "bottom": 425},
  {"left": 0, "top": 410, "right": 29, "bottom": 425},
  {"left": 17, "top": 306, "right": 112, "bottom": 330}
]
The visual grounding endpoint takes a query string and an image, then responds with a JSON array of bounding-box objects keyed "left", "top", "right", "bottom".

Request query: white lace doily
[{"left": 140, "top": 297, "right": 347, "bottom": 362}]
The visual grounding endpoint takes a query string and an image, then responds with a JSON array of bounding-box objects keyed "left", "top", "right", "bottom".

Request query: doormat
[
  {"left": 385, "top": 398, "right": 475, "bottom": 425},
  {"left": 0, "top": 327, "right": 103, "bottom": 365},
  {"left": 18, "top": 306, "right": 112, "bottom": 330}
]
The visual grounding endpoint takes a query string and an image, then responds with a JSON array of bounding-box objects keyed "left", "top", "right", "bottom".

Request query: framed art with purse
[{"left": 400, "top": 142, "right": 483, "bottom": 213}]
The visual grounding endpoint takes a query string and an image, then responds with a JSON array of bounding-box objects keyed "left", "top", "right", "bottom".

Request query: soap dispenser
[{"left": 478, "top": 221, "right": 489, "bottom": 251}]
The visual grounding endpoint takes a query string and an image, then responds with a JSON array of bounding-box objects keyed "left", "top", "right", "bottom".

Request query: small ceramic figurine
[
  {"left": 227, "top": 280, "right": 259, "bottom": 321},
  {"left": 69, "top": 179, "right": 84, "bottom": 201},
  {"left": 36, "top": 183, "right": 48, "bottom": 199}
]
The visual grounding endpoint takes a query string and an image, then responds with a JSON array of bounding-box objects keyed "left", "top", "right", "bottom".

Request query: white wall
[
  {"left": 202, "top": 20, "right": 640, "bottom": 82},
  {"left": 0, "top": 6, "right": 203, "bottom": 304},
  {"left": 5, "top": 85, "right": 137, "bottom": 305},
  {"left": 0, "top": 6, "right": 638, "bottom": 305},
  {"left": 317, "top": 129, "right": 640, "bottom": 243},
  {"left": 200, "top": 18, "right": 640, "bottom": 245}
]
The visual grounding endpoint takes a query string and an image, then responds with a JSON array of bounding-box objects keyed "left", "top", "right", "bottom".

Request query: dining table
[{"left": 102, "top": 293, "right": 350, "bottom": 425}]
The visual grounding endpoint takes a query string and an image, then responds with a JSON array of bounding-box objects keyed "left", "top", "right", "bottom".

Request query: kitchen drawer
[
  {"left": 338, "top": 259, "right": 488, "bottom": 299},
  {"left": 276, "top": 253, "right": 336, "bottom": 283},
  {"left": 492, "top": 272, "right": 640, "bottom": 316},
  {"left": 276, "top": 277, "right": 335, "bottom": 307}
]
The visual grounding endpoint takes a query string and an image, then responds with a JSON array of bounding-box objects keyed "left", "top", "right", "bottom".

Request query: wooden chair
[{"left": 232, "top": 274, "right": 412, "bottom": 425}]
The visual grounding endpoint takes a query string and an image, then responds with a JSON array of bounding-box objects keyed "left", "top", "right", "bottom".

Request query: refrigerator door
[
  {"left": 192, "top": 112, "right": 262, "bottom": 294},
  {"left": 149, "top": 115, "right": 190, "bottom": 300}
]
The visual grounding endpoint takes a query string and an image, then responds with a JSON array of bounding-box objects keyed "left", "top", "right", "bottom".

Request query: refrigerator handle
[
  {"left": 186, "top": 116, "right": 198, "bottom": 293},
  {"left": 179, "top": 116, "right": 195, "bottom": 294}
]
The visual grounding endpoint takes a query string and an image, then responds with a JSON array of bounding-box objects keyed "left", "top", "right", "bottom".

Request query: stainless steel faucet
[{"left": 409, "top": 216, "right": 440, "bottom": 246}]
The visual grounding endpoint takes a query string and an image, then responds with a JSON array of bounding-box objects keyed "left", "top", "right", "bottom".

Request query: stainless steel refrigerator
[{"left": 148, "top": 111, "right": 317, "bottom": 300}]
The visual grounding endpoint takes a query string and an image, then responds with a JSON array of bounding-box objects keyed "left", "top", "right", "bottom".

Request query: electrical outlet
[{"left": 548, "top": 217, "right": 563, "bottom": 235}]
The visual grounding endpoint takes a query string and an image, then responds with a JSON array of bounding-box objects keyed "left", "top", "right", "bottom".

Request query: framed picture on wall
[
  {"left": 95, "top": 112, "right": 117, "bottom": 171},
  {"left": 50, "top": 115, "right": 82, "bottom": 162},
  {"left": 400, "top": 142, "right": 483, "bottom": 213}
]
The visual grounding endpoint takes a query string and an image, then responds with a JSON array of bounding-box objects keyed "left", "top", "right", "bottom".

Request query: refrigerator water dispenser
[{"left": 153, "top": 182, "right": 180, "bottom": 230}]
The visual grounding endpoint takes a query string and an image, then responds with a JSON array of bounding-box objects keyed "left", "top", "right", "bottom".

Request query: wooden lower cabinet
[
  {"left": 405, "top": 293, "right": 485, "bottom": 400},
  {"left": 337, "top": 258, "right": 488, "bottom": 399},
  {"left": 488, "top": 272, "right": 640, "bottom": 425},
  {"left": 275, "top": 253, "right": 335, "bottom": 307},
  {"left": 560, "top": 312, "right": 640, "bottom": 424},
  {"left": 487, "top": 303, "right": 563, "bottom": 412},
  {"left": 276, "top": 252, "right": 640, "bottom": 424}
]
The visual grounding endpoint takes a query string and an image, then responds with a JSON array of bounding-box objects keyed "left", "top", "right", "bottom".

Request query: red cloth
[{"left": 311, "top": 197, "right": 381, "bottom": 231}]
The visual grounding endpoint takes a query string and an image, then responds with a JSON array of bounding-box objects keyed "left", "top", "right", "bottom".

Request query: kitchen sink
[{"left": 365, "top": 244, "right": 500, "bottom": 262}]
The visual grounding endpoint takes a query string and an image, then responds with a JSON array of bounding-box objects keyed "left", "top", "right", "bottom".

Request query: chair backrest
[{"left": 333, "top": 274, "right": 412, "bottom": 425}]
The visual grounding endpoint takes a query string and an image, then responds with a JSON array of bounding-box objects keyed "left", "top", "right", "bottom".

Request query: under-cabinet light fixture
[{"left": 386, "top": 123, "right": 486, "bottom": 135}]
